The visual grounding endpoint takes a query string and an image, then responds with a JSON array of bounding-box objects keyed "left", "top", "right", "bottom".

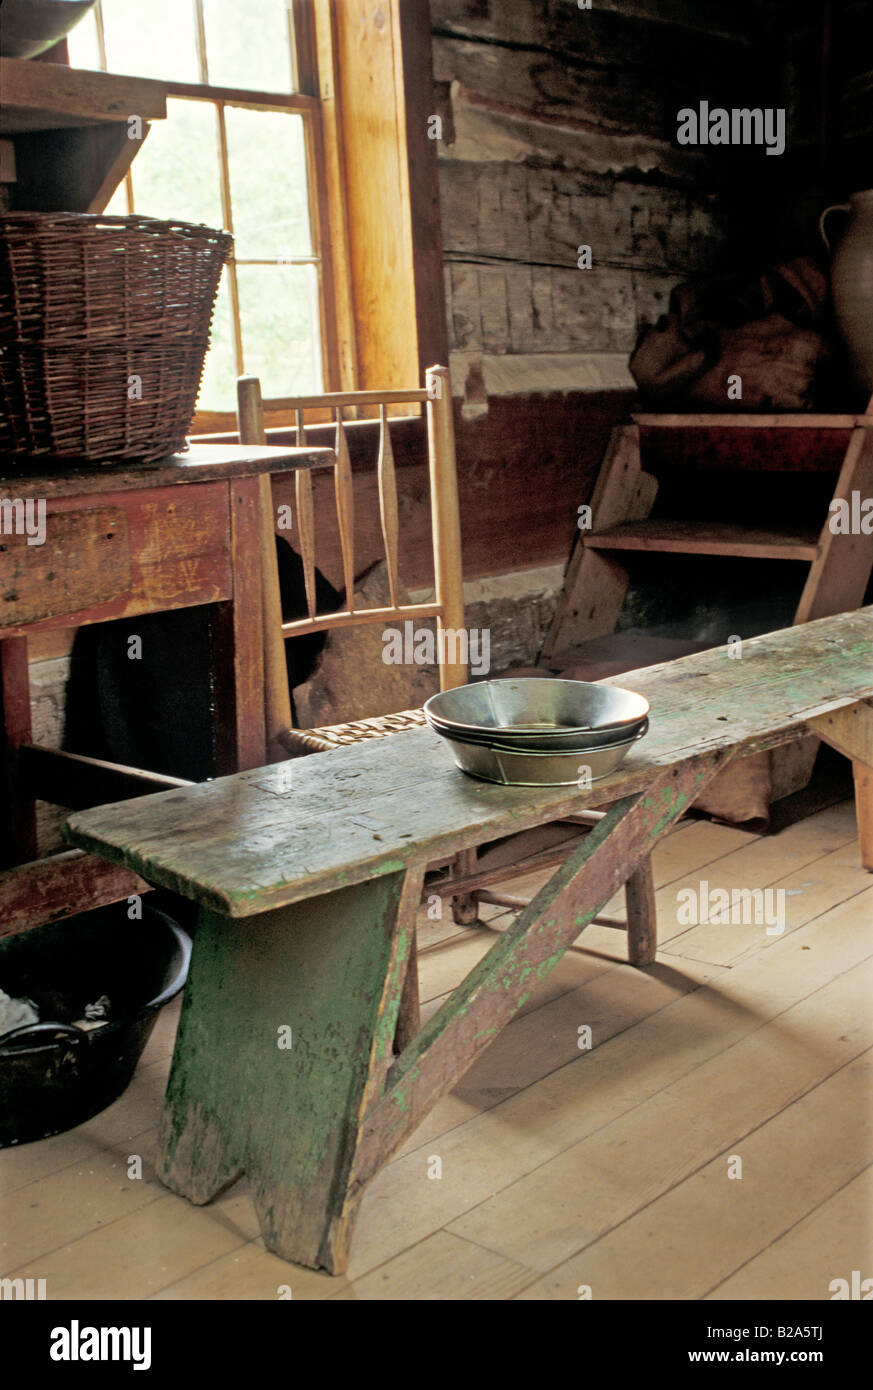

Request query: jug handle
[{"left": 820, "top": 203, "right": 851, "bottom": 252}]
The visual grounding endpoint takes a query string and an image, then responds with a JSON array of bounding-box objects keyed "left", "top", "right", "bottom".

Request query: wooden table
[
  {"left": 65, "top": 608, "right": 873, "bottom": 1274},
  {"left": 0, "top": 444, "right": 332, "bottom": 929}
]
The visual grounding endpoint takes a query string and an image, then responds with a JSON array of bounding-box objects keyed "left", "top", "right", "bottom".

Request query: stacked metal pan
[{"left": 424, "top": 678, "right": 649, "bottom": 786}]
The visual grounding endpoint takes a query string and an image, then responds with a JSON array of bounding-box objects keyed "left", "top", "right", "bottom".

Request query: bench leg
[
  {"left": 807, "top": 705, "right": 873, "bottom": 872},
  {"left": 625, "top": 856, "right": 657, "bottom": 965},
  {"left": 451, "top": 847, "right": 480, "bottom": 924},
  {"left": 156, "top": 866, "right": 422, "bottom": 1275},
  {"left": 853, "top": 762, "right": 873, "bottom": 871}
]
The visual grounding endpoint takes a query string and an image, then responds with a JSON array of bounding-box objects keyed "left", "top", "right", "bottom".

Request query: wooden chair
[
  {"left": 236, "top": 364, "right": 468, "bottom": 759},
  {"left": 238, "top": 362, "right": 491, "bottom": 949},
  {"left": 237, "top": 364, "right": 657, "bottom": 1037}
]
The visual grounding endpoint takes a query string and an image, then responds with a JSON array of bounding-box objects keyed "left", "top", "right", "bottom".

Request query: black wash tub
[{"left": 0, "top": 903, "right": 190, "bottom": 1147}]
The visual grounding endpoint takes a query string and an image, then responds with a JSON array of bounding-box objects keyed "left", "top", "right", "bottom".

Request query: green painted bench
[{"left": 65, "top": 608, "right": 873, "bottom": 1274}]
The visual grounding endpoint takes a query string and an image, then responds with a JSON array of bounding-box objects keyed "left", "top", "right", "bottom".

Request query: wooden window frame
[
  {"left": 200, "top": 0, "right": 448, "bottom": 438},
  {"left": 76, "top": 0, "right": 347, "bottom": 430},
  {"left": 77, "top": 0, "right": 447, "bottom": 433},
  {"left": 309, "top": 0, "right": 448, "bottom": 399}
]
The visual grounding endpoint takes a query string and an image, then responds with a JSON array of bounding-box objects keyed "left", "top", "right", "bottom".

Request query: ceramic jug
[
  {"left": 0, "top": 1, "right": 97, "bottom": 60},
  {"left": 820, "top": 189, "right": 873, "bottom": 397}
]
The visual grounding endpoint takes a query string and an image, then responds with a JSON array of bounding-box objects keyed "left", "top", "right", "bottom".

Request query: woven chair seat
[{"left": 279, "top": 707, "right": 427, "bottom": 756}]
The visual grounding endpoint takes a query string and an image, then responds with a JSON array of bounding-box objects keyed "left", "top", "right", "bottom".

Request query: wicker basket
[{"left": 0, "top": 213, "right": 233, "bottom": 464}]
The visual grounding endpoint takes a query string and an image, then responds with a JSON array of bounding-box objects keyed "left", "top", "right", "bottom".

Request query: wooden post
[
  {"left": 626, "top": 857, "right": 658, "bottom": 965},
  {"left": 212, "top": 475, "right": 266, "bottom": 774},
  {"left": 426, "top": 365, "right": 468, "bottom": 691},
  {"left": 237, "top": 375, "right": 293, "bottom": 760},
  {"left": 426, "top": 366, "right": 476, "bottom": 921},
  {"left": 451, "top": 845, "right": 480, "bottom": 925}
]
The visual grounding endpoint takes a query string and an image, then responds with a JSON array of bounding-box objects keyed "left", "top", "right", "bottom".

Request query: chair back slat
[
  {"left": 291, "top": 408, "right": 318, "bottom": 620},
  {"left": 282, "top": 600, "right": 442, "bottom": 637},
  {"left": 295, "top": 470, "right": 318, "bottom": 620},
  {"left": 377, "top": 406, "right": 401, "bottom": 609},
  {"left": 258, "top": 387, "right": 429, "bottom": 412},
  {"left": 334, "top": 408, "right": 356, "bottom": 613}
]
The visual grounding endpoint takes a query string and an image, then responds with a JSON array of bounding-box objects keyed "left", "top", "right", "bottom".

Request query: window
[{"left": 67, "top": 0, "right": 336, "bottom": 423}]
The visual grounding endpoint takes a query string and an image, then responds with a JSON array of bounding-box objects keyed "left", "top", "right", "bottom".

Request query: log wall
[
  {"left": 432, "top": 0, "right": 798, "bottom": 413},
  {"left": 831, "top": 0, "right": 873, "bottom": 186}
]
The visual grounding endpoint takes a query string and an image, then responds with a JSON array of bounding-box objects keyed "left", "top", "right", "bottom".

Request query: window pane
[
  {"left": 103, "top": 179, "right": 129, "bottom": 216},
  {"left": 100, "top": 0, "right": 200, "bottom": 83},
  {"left": 203, "top": 0, "right": 293, "bottom": 91},
  {"left": 128, "top": 99, "right": 224, "bottom": 230},
  {"left": 225, "top": 107, "right": 312, "bottom": 260},
  {"left": 237, "top": 265, "right": 322, "bottom": 397},
  {"left": 196, "top": 270, "right": 237, "bottom": 412},
  {"left": 66, "top": 8, "right": 102, "bottom": 70}
]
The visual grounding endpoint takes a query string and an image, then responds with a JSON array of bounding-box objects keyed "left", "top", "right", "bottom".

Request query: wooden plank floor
[{"left": 1, "top": 800, "right": 870, "bottom": 1301}]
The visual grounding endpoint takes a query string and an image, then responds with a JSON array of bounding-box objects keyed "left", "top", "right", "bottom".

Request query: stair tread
[{"left": 583, "top": 519, "right": 820, "bottom": 560}]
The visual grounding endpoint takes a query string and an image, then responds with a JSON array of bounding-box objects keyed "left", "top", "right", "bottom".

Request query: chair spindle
[
  {"left": 377, "top": 405, "right": 401, "bottom": 610},
  {"left": 334, "top": 406, "right": 356, "bottom": 613},
  {"left": 293, "top": 410, "right": 318, "bottom": 621}
]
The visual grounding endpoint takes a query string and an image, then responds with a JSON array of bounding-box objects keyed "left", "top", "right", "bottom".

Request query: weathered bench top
[{"left": 64, "top": 608, "right": 873, "bottom": 918}]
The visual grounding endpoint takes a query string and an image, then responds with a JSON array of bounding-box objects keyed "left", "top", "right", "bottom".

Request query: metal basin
[
  {"left": 426, "top": 709, "right": 648, "bottom": 752},
  {"left": 424, "top": 679, "right": 649, "bottom": 738},
  {"left": 434, "top": 725, "right": 647, "bottom": 786}
]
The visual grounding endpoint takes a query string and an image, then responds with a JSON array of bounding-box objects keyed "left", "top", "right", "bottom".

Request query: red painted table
[{"left": 0, "top": 443, "right": 332, "bottom": 933}]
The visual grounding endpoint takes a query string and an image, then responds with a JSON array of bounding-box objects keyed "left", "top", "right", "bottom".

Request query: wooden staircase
[{"left": 541, "top": 406, "right": 873, "bottom": 822}]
